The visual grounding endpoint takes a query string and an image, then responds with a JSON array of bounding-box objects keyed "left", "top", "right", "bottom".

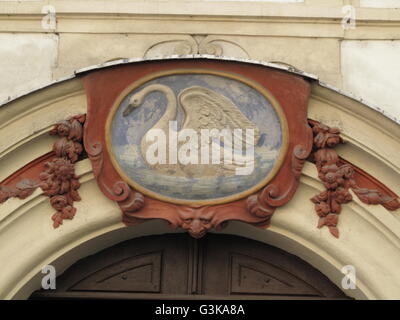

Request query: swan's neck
[{"left": 142, "top": 84, "right": 177, "bottom": 130}]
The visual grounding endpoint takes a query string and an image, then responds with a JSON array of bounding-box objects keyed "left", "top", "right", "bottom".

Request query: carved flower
[
  {"left": 52, "top": 212, "right": 64, "bottom": 228},
  {"left": 335, "top": 187, "right": 353, "bottom": 204},
  {"left": 39, "top": 159, "right": 77, "bottom": 197},
  {"left": 68, "top": 119, "right": 84, "bottom": 141},
  {"left": 51, "top": 120, "right": 71, "bottom": 137},
  {"left": 53, "top": 139, "right": 82, "bottom": 163},
  {"left": 69, "top": 187, "right": 81, "bottom": 202},
  {"left": 319, "top": 164, "right": 341, "bottom": 190},
  {"left": 314, "top": 201, "right": 331, "bottom": 217},
  {"left": 57, "top": 164, "right": 74, "bottom": 181},
  {"left": 325, "top": 132, "right": 342, "bottom": 148},
  {"left": 61, "top": 205, "right": 76, "bottom": 220},
  {"left": 338, "top": 164, "right": 354, "bottom": 180},
  {"left": 313, "top": 123, "right": 343, "bottom": 149},
  {"left": 70, "top": 178, "right": 81, "bottom": 190},
  {"left": 51, "top": 159, "right": 75, "bottom": 180},
  {"left": 50, "top": 195, "right": 68, "bottom": 211},
  {"left": 314, "top": 149, "right": 339, "bottom": 169},
  {"left": 312, "top": 122, "right": 330, "bottom": 135}
]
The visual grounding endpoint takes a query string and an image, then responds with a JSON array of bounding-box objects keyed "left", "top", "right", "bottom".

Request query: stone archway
[{"left": 0, "top": 57, "right": 399, "bottom": 300}]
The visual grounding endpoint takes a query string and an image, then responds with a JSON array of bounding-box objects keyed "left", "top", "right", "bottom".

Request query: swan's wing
[{"left": 178, "top": 86, "right": 260, "bottom": 146}]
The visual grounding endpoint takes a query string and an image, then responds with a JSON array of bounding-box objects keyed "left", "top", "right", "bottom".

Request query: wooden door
[{"left": 30, "top": 233, "right": 348, "bottom": 299}]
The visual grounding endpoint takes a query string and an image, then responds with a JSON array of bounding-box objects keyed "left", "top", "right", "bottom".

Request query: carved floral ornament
[
  {"left": 308, "top": 120, "right": 400, "bottom": 237},
  {"left": 1, "top": 59, "right": 399, "bottom": 238},
  {"left": 0, "top": 115, "right": 85, "bottom": 228}
]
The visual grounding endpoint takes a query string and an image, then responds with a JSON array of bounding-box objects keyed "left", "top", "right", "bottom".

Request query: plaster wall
[
  {"left": 360, "top": 0, "right": 400, "bottom": 8},
  {"left": 341, "top": 40, "right": 400, "bottom": 119},
  {"left": 0, "top": 1, "right": 399, "bottom": 119}
]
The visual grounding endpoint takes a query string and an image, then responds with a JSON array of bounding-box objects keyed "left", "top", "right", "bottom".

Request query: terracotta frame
[
  {"left": 105, "top": 68, "right": 290, "bottom": 206},
  {"left": 82, "top": 59, "right": 313, "bottom": 238}
]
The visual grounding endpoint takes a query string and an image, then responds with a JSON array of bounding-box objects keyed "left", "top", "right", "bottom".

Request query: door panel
[
  {"left": 201, "top": 235, "right": 344, "bottom": 298},
  {"left": 47, "top": 234, "right": 190, "bottom": 295},
  {"left": 71, "top": 251, "right": 162, "bottom": 293},
  {"left": 30, "top": 233, "right": 349, "bottom": 299},
  {"left": 230, "top": 253, "right": 320, "bottom": 295}
]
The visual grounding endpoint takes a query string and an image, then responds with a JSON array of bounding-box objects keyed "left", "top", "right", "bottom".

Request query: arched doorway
[{"left": 30, "top": 233, "right": 349, "bottom": 300}]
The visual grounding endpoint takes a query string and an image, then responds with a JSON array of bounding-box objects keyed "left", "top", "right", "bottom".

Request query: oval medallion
[{"left": 107, "top": 70, "right": 288, "bottom": 205}]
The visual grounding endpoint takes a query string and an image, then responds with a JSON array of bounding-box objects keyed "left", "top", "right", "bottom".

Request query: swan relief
[{"left": 123, "top": 83, "right": 262, "bottom": 177}]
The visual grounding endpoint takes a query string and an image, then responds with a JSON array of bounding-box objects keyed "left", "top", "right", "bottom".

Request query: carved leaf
[
  {"left": 329, "top": 226, "right": 339, "bottom": 238},
  {"left": 352, "top": 187, "right": 400, "bottom": 210},
  {"left": 0, "top": 179, "right": 39, "bottom": 203}
]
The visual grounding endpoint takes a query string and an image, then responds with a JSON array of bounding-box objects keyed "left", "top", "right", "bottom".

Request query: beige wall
[{"left": 0, "top": 0, "right": 399, "bottom": 120}]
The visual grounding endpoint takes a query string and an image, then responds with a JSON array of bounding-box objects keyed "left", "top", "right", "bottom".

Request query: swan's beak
[
  {"left": 123, "top": 97, "right": 139, "bottom": 117},
  {"left": 123, "top": 105, "right": 133, "bottom": 117}
]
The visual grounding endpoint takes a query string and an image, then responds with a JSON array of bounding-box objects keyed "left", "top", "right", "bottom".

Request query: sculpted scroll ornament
[
  {"left": 246, "top": 144, "right": 311, "bottom": 225},
  {"left": 309, "top": 120, "right": 400, "bottom": 238},
  {"left": 85, "top": 141, "right": 145, "bottom": 218},
  {"left": 144, "top": 35, "right": 249, "bottom": 59}
]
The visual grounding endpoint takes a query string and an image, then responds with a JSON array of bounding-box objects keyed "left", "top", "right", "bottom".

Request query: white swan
[{"left": 123, "top": 84, "right": 260, "bottom": 177}]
